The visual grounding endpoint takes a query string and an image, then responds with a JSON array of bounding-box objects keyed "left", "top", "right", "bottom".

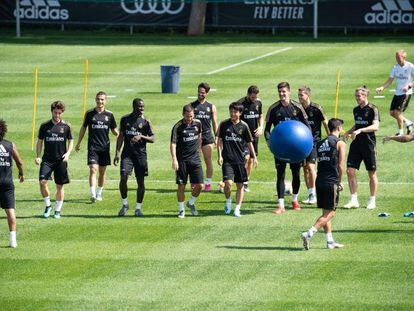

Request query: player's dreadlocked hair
[{"left": 0, "top": 119, "right": 8, "bottom": 141}]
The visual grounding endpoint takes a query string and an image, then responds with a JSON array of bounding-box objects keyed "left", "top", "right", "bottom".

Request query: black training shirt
[
  {"left": 218, "top": 119, "right": 253, "bottom": 164},
  {"left": 191, "top": 100, "right": 214, "bottom": 135},
  {"left": 83, "top": 109, "right": 117, "bottom": 151},
  {"left": 352, "top": 103, "right": 380, "bottom": 145},
  {"left": 38, "top": 120, "right": 73, "bottom": 163},
  {"left": 304, "top": 102, "right": 327, "bottom": 143},
  {"left": 238, "top": 96, "right": 263, "bottom": 134},
  {"left": 264, "top": 100, "right": 309, "bottom": 141},
  {"left": 170, "top": 119, "right": 202, "bottom": 162}
]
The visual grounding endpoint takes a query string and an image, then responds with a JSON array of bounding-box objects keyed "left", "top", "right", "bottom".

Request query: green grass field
[{"left": 0, "top": 29, "right": 413, "bottom": 310}]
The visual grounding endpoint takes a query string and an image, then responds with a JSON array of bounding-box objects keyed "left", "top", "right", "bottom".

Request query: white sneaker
[
  {"left": 327, "top": 242, "right": 344, "bottom": 249},
  {"left": 224, "top": 204, "right": 232, "bottom": 215},
  {"left": 301, "top": 232, "right": 310, "bottom": 250},
  {"left": 178, "top": 210, "right": 185, "bottom": 219},
  {"left": 343, "top": 201, "right": 359, "bottom": 209},
  {"left": 43, "top": 206, "right": 52, "bottom": 218},
  {"left": 366, "top": 201, "right": 376, "bottom": 210},
  {"left": 96, "top": 194, "right": 103, "bottom": 202},
  {"left": 9, "top": 239, "right": 17, "bottom": 248},
  {"left": 302, "top": 197, "right": 310, "bottom": 204},
  {"left": 234, "top": 209, "right": 241, "bottom": 217},
  {"left": 309, "top": 194, "right": 317, "bottom": 204}
]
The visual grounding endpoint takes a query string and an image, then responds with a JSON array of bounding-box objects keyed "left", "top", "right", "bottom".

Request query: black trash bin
[{"left": 161, "top": 65, "right": 180, "bottom": 94}]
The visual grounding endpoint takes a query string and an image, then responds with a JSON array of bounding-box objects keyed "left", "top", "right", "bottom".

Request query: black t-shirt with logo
[
  {"left": 120, "top": 113, "right": 154, "bottom": 160},
  {"left": 352, "top": 103, "right": 380, "bottom": 145},
  {"left": 170, "top": 119, "right": 202, "bottom": 162},
  {"left": 191, "top": 100, "right": 213, "bottom": 135},
  {"left": 304, "top": 102, "right": 327, "bottom": 143},
  {"left": 0, "top": 139, "right": 14, "bottom": 185},
  {"left": 265, "top": 100, "right": 309, "bottom": 140},
  {"left": 218, "top": 119, "right": 253, "bottom": 164},
  {"left": 238, "top": 96, "right": 263, "bottom": 134},
  {"left": 316, "top": 135, "right": 340, "bottom": 185},
  {"left": 38, "top": 120, "right": 73, "bottom": 163},
  {"left": 83, "top": 109, "right": 117, "bottom": 151}
]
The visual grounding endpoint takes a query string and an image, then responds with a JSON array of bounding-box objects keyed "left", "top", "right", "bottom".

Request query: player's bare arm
[
  {"left": 12, "top": 143, "right": 24, "bottom": 183},
  {"left": 75, "top": 126, "right": 87, "bottom": 152}
]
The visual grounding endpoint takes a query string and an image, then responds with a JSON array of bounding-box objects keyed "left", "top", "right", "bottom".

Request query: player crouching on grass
[
  {"left": 0, "top": 119, "right": 24, "bottom": 248},
  {"left": 75, "top": 91, "right": 118, "bottom": 203},
  {"left": 217, "top": 102, "right": 258, "bottom": 217},
  {"left": 170, "top": 104, "right": 203, "bottom": 218},
  {"left": 301, "top": 118, "right": 346, "bottom": 250},
  {"left": 36, "top": 101, "right": 73, "bottom": 219}
]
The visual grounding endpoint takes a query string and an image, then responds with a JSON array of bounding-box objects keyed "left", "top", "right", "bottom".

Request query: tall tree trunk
[{"left": 187, "top": 1, "right": 207, "bottom": 36}]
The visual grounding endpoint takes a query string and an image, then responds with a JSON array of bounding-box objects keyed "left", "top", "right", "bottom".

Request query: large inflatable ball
[{"left": 269, "top": 120, "right": 313, "bottom": 163}]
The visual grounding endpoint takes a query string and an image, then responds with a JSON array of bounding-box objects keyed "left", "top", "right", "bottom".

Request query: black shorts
[
  {"left": 39, "top": 161, "right": 70, "bottom": 185},
  {"left": 306, "top": 145, "right": 317, "bottom": 164},
  {"left": 243, "top": 138, "right": 259, "bottom": 158},
  {"left": 274, "top": 157, "right": 303, "bottom": 170},
  {"left": 347, "top": 142, "right": 376, "bottom": 171},
  {"left": 88, "top": 149, "right": 111, "bottom": 166},
  {"left": 176, "top": 160, "right": 204, "bottom": 185},
  {"left": 0, "top": 184, "right": 15, "bottom": 209},
  {"left": 316, "top": 182, "right": 339, "bottom": 211},
  {"left": 201, "top": 131, "right": 215, "bottom": 147},
  {"left": 120, "top": 155, "right": 148, "bottom": 178},
  {"left": 222, "top": 162, "right": 248, "bottom": 183},
  {"left": 390, "top": 94, "right": 411, "bottom": 112}
]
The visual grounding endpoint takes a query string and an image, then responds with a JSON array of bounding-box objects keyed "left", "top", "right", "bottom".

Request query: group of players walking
[{"left": 1, "top": 50, "right": 413, "bottom": 250}]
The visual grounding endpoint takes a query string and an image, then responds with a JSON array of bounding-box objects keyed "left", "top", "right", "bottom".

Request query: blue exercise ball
[{"left": 269, "top": 120, "right": 313, "bottom": 163}]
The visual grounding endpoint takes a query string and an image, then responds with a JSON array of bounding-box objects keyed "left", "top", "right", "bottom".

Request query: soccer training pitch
[{"left": 0, "top": 29, "right": 413, "bottom": 310}]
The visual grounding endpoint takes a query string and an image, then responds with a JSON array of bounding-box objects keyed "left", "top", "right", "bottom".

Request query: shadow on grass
[
  {"left": 336, "top": 229, "right": 414, "bottom": 233},
  {"left": 16, "top": 199, "right": 94, "bottom": 204},
  {"left": 217, "top": 245, "right": 303, "bottom": 252}
]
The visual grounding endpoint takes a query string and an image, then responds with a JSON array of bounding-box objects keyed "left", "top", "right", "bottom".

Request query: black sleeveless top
[
  {"left": 191, "top": 100, "right": 213, "bottom": 134},
  {"left": 316, "top": 135, "right": 340, "bottom": 185},
  {"left": 0, "top": 139, "right": 14, "bottom": 185}
]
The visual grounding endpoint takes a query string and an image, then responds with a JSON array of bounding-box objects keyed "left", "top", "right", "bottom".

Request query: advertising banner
[
  {"left": 0, "top": 0, "right": 191, "bottom": 25},
  {"left": 0, "top": 0, "right": 413, "bottom": 29}
]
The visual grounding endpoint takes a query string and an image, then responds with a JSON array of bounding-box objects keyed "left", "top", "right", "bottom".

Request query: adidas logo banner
[
  {"left": 14, "top": 0, "right": 69, "bottom": 20},
  {"left": 365, "top": 0, "right": 414, "bottom": 24}
]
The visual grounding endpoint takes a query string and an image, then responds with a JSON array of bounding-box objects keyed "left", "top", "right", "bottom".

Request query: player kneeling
[
  {"left": 170, "top": 105, "right": 203, "bottom": 218},
  {"left": 301, "top": 118, "right": 346, "bottom": 250}
]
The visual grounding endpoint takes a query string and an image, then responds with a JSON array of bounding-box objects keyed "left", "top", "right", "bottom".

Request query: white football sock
[
  {"left": 136, "top": 203, "right": 142, "bottom": 210},
  {"left": 178, "top": 201, "right": 185, "bottom": 212},
  {"left": 278, "top": 198, "right": 285, "bottom": 207},
  {"left": 96, "top": 187, "right": 103, "bottom": 196},
  {"left": 326, "top": 233, "right": 334, "bottom": 243},
  {"left": 292, "top": 194, "right": 298, "bottom": 202},
  {"left": 122, "top": 198, "right": 128, "bottom": 205},
  {"left": 205, "top": 178, "right": 212, "bottom": 185},
  {"left": 90, "top": 187, "right": 96, "bottom": 197},
  {"left": 55, "top": 200, "right": 63, "bottom": 212},
  {"left": 44, "top": 197, "right": 51, "bottom": 207},
  {"left": 226, "top": 198, "right": 232, "bottom": 208},
  {"left": 307, "top": 226, "right": 318, "bottom": 238},
  {"left": 188, "top": 195, "right": 196, "bottom": 205}
]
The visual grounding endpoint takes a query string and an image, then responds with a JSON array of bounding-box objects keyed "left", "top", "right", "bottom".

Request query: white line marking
[
  {"left": 187, "top": 96, "right": 198, "bottom": 99},
  {"left": 206, "top": 47, "right": 292, "bottom": 75},
  {"left": 21, "top": 179, "right": 414, "bottom": 186},
  {"left": 374, "top": 95, "right": 385, "bottom": 99},
  {"left": 107, "top": 95, "right": 117, "bottom": 98}
]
